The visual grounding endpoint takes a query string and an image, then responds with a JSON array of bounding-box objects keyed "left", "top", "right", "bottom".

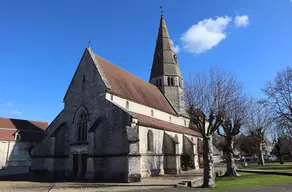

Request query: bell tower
[{"left": 149, "top": 14, "right": 187, "bottom": 116}]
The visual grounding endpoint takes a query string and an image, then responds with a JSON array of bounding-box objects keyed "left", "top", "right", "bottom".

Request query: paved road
[{"left": 1, "top": 183, "right": 292, "bottom": 192}]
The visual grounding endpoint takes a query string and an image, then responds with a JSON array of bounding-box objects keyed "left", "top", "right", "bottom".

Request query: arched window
[
  {"left": 77, "top": 110, "right": 88, "bottom": 141},
  {"left": 171, "top": 77, "right": 174, "bottom": 86},
  {"left": 147, "top": 130, "right": 154, "bottom": 152},
  {"left": 151, "top": 110, "right": 154, "bottom": 117},
  {"left": 126, "top": 101, "right": 129, "bottom": 109},
  {"left": 167, "top": 77, "right": 171, "bottom": 86}
]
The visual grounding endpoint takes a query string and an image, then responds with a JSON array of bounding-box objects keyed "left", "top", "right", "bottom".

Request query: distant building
[
  {"left": 30, "top": 14, "right": 202, "bottom": 182},
  {"left": 0, "top": 118, "right": 47, "bottom": 176}
]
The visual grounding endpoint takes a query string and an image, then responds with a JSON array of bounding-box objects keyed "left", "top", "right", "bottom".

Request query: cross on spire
[{"left": 160, "top": 6, "right": 163, "bottom": 15}]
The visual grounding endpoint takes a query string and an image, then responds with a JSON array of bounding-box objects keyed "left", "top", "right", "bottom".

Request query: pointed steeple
[
  {"left": 149, "top": 14, "right": 187, "bottom": 117},
  {"left": 149, "top": 15, "right": 182, "bottom": 80}
]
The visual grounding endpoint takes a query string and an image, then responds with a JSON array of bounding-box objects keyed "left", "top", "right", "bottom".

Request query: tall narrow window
[
  {"left": 147, "top": 130, "right": 154, "bottom": 152},
  {"left": 126, "top": 101, "right": 129, "bottom": 109},
  {"left": 169, "top": 116, "right": 172, "bottom": 122},
  {"left": 184, "top": 119, "right": 187, "bottom": 126},
  {"left": 179, "top": 79, "right": 182, "bottom": 88},
  {"left": 110, "top": 94, "right": 113, "bottom": 101},
  {"left": 151, "top": 110, "right": 154, "bottom": 117},
  {"left": 156, "top": 79, "right": 159, "bottom": 86},
  {"left": 167, "top": 77, "right": 171, "bottom": 86},
  {"left": 159, "top": 79, "right": 162, "bottom": 86},
  {"left": 171, "top": 77, "right": 174, "bottom": 86},
  {"left": 78, "top": 111, "right": 88, "bottom": 141}
]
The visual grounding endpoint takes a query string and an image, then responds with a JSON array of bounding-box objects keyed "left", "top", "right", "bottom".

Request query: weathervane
[
  {"left": 160, "top": 6, "right": 163, "bottom": 15},
  {"left": 88, "top": 40, "right": 91, "bottom": 47}
]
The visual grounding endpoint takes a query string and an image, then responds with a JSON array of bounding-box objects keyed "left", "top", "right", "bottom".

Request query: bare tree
[
  {"left": 272, "top": 118, "right": 291, "bottom": 164},
  {"left": 247, "top": 102, "right": 273, "bottom": 166},
  {"left": 217, "top": 92, "right": 249, "bottom": 176},
  {"left": 262, "top": 67, "right": 292, "bottom": 126},
  {"left": 185, "top": 67, "right": 239, "bottom": 188}
]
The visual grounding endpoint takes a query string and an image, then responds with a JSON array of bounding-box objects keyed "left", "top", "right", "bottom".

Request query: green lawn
[
  {"left": 211, "top": 172, "right": 292, "bottom": 191},
  {"left": 241, "top": 162, "right": 292, "bottom": 173}
]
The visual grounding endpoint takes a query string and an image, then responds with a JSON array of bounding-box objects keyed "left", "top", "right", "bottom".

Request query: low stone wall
[{"left": 237, "top": 169, "right": 292, "bottom": 176}]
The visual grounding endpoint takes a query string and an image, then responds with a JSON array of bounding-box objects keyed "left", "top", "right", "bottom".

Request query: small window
[
  {"left": 175, "top": 134, "right": 178, "bottom": 141},
  {"left": 173, "top": 54, "right": 177, "bottom": 63},
  {"left": 110, "top": 94, "right": 113, "bottom": 101},
  {"left": 126, "top": 101, "right": 129, "bottom": 109},
  {"left": 169, "top": 116, "right": 172, "bottom": 122},
  {"left": 184, "top": 119, "right": 187, "bottom": 126},
  {"left": 82, "top": 75, "right": 85, "bottom": 83},
  {"left": 179, "top": 79, "right": 182, "bottom": 88},
  {"left": 15, "top": 133, "right": 21, "bottom": 141},
  {"left": 167, "top": 77, "right": 170, "bottom": 86},
  {"left": 159, "top": 79, "right": 162, "bottom": 86},
  {"left": 151, "top": 110, "right": 154, "bottom": 117},
  {"left": 155, "top": 53, "right": 160, "bottom": 64},
  {"left": 147, "top": 130, "right": 154, "bottom": 152},
  {"left": 191, "top": 137, "right": 194, "bottom": 141}
]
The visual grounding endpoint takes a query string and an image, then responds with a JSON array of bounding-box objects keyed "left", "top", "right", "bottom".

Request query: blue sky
[{"left": 0, "top": 0, "right": 291, "bottom": 123}]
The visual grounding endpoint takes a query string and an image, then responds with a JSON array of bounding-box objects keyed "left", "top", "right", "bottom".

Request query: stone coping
[{"left": 237, "top": 169, "right": 292, "bottom": 176}]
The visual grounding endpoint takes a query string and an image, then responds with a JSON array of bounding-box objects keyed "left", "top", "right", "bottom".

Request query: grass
[
  {"left": 241, "top": 162, "right": 292, "bottom": 173},
  {"left": 211, "top": 172, "right": 292, "bottom": 191}
]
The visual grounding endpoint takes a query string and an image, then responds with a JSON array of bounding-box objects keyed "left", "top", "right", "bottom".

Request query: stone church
[{"left": 30, "top": 15, "right": 201, "bottom": 182}]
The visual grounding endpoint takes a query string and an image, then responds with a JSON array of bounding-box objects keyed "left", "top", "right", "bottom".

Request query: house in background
[{"left": 0, "top": 118, "right": 47, "bottom": 176}]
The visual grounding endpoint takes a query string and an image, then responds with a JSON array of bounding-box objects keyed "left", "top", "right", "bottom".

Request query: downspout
[{"left": 5, "top": 141, "right": 10, "bottom": 168}]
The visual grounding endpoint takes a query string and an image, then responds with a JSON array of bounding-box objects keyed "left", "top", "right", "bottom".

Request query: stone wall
[
  {"left": 0, "top": 141, "right": 31, "bottom": 176},
  {"left": 139, "top": 126, "right": 198, "bottom": 177},
  {"left": 31, "top": 48, "right": 133, "bottom": 182}
]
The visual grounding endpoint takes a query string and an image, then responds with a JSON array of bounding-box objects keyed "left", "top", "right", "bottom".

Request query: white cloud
[
  {"left": 10, "top": 110, "right": 22, "bottom": 116},
  {"left": 234, "top": 15, "right": 249, "bottom": 28},
  {"left": 170, "top": 40, "right": 180, "bottom": 54},
  {"left": 7, "top": 102, "right": 13, "bottom": 107},
  {"left": 181, "top": 16, "right": 232, "bottom": 54}
]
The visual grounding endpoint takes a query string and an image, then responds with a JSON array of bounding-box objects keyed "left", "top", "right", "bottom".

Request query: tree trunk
[
  {"left": 225, "top": 136, "right": 239, "bottom": 176},
  {"left": 201, "top": 136, "right": 216, "bottom": 188},
  {"left": 276, "top": 144, "right": 284, "bottom": 164},
  {"left": 257, "top": 143, "right": 265, "bottom": 166}
]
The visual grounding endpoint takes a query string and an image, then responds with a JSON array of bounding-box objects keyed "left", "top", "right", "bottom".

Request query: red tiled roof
[
  {"left": 0, "top": 118, "right": 48, "bottom": 131},
  {"left": 95, "top": 55, "right": 177, "bottom": 115},
  {"left": 132, "top": 113, "right": 201, "bottom": 137},
  {"left": 0, "top": 130, "right": 46, "bottom": 143},
  {"left": 0, "top": 118, "right": 48, "bottom": 142}
]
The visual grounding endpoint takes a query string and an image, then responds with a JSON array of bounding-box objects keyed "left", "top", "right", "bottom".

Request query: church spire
[{"left": 149, "top": 14, "right": 187, "bottom": 117}]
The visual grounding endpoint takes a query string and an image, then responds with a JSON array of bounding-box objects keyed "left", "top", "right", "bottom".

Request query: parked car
[{"left": 268, "top": 155, "right": 278, "bottom": 161}]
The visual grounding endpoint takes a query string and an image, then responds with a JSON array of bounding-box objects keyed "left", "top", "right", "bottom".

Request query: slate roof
[
  {"left": 132, "top": 113, "right": 201, "bottom": 137},
  {"left": 0, "top": 118, "right": 48, "bottom": 142},
  {"left": 95, "top": 55, "right": 177, "bottom": 116}
]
